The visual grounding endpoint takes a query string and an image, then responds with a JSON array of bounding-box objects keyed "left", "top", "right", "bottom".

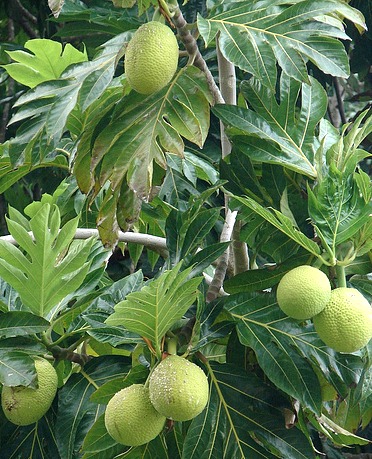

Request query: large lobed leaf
[
  {"left": 3, "top": 38, "right": 87, "bottom": 88},
  {"left": 75, "top": 65, "right": 212, "bottom": 201},
  {"left": 215, "top": 292, "right": 362, "bottom": 416},
  {"left": 213, "top": 75, "right": 327, "bottom": 178},
  {"left": 183, "top": 362, "right": 316, "bottom": 458},
  {"left": 198, "top": 0, "right": 366, "bottom": 89},
  {"left": 106, "top": 263, "right": 203, "bottom": 354},
  {"left": 0, "top": 204, "right": 94, "bottom": 318}
]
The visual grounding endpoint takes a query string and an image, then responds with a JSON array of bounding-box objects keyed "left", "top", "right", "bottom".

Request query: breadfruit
[
  {"left": 149, "top": 355, "right": 209, "bottom": 421},
  {"left": 313, "top": 287, "right": 372, "bottom": 353},
  {"left": 1, "top": 357, "right": 58, "bottom": 425},
  {"left": 125, "top": 21, "right": 179, "bottom": 94},
  {"left": 104, "top": 384, "right": 166, "bottom": 446},
  {"left": 276, "top": 265, "right": 331, "bottom": 320}
]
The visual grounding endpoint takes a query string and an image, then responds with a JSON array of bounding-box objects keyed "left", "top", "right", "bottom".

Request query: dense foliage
[{"left": 0, "top": 0, "right": 371, "bottom": 458}]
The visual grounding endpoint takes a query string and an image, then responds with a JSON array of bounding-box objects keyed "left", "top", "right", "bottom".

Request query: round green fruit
[
  {"left": 1, "top": 357, "right": 58, "bottom": 426},
  {"left": 149, "top": 355, "right": 209, "bottom": 421},
  {"left": 276, "top": 265, "right": 331, "bottom": 320},
  {"left": 125, "top": 21, "right": 179, "bottom": 95},
  {"left": 104, "top": 384, "right": 166, "bottom": 446},
  {"left": 313, "top": 287, "right": 372, "bottom": 353}
]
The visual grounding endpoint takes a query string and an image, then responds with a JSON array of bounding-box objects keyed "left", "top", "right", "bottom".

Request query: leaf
[
  {"left": 2, "top": 32, "right": 130, "bottom": 184},
  {"left": 0, "top": 204, "right": 93, "bottom": 317},
  {"left": 232, "top": 195, "right": 322, "bottom": 258},
  {"left": 182, "top": 362, "right": 316, "bottom": 458},
  {"left": 83, "top": 65, "right": 212, "bottom": 200},
  {"left": 218, "top": 292, "right": 362, "bottom": 414},
  {"left": 55, "top": 356, "right": 130, "bottom": 459},
  {"left": 0, "top": 410, "right": 60, "bottom": 459},
  {"left": 83, "top": 313, "right": 142, "bottom": 346},
  {"left": 223, "top": 253, "right": 312, "bottom": 294},
  {"left": 308, "top": 164, "right": 372, "bottom": 248},
  {"left": 198, "top": 0, "right": 363, "bottom": 88},
  {"left": 3, "top": 39, "right": 87, "bottom": 88},
  {"left": 0, "top": 311, "right": 50, "bottom": 337},
  {"left": 106, "top": 264, "right": 203, "bottom": 353},
  {"left": 82, "top": 414, "right": 128, "bottom": 458},
  {"left": 213, "top": 75, "right": 328, "bottom": 178},
  {"left": 0, "top": 350, "right": 36, "bottom": 387}
]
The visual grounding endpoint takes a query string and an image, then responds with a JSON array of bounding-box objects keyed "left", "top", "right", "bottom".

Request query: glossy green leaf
[
  {"left": 199, "top": 0, "right": 365, "bottom": 88},
  {"left": 0, "top": 204, "right": 93, "bottom": 317},
  {"left": 55, "top": 356, "right": 131, "bottom": 459},
  {"left": 213, "top": 75, "right": 328, "bottom": 178},
  {"left": 0, "top": 311, "right": 49, "bottom": 337},
  {"left": 106, "top": 264, "right": 202, "bottom": 352},
  {"left": 3, "top": 39, "right": 87, "bottom": 88},
  {"left": 219, "top": 292, "right": 362, "bottom": 414},
  {"left": 0, "top": 410, "right": 60, "bottom": 458},
  {"left": 83, "top": 66, "right": 211, "bottom": 200},
  {"left": 223, "top": 253, "right": 312, "bottom": 294},
  {"left": 183, "top": 362, "right": 315, "bottom": 458},
  {"left": 0, "top": 350, "right": 36, "bottom": 387},
  {"left": 232, "top": 195, "right": 321, "bottom": 258}
]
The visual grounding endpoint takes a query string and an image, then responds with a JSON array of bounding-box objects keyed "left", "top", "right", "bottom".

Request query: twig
[
  {"left": 232, "top": 219, "right": 249, "bottom": 274},
  {"left": 333, "top": 77, "right": 347, "bottom": 125},
  {"left": 0, "top": 228, "right": 169, "bottom": 258}
]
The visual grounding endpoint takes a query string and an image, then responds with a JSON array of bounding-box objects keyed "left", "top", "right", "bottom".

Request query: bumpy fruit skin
[
  {"left": 276, "top": 265, "right": 331, "bottom": 320},
  {"left": 125, "top": 21, "right": 179, "bottom": 95},
  {"left": 104, "top": 384, "right": 166, "bottom": 446},
  {"left": 1, "top": 357, "right": 58, "bottom": 426},
  {"left": 149, "top": 355, "right": 209, "bottom": 421},
  {"left": 313, "top": 287, "right": 372, "bottom": 353}
]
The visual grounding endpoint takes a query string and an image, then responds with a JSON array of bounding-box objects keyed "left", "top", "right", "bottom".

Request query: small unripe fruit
[
  {"left": 125, "top": 21, "right": 179, "bottom": 95},
  {"left": 1, "top": 357, "right": 58, "bottom": 426},
  {"left": 313, "top": 287, "right": 372, "bottom": 353},
  {"left": 149, "top": 355, "right": 209, "bottom": 421},
  {"left": 276, "top": 265, "right": 331, "bottom": 320},
  {"left": 104, "top": 384, "right": 166, "bottom": 446}
]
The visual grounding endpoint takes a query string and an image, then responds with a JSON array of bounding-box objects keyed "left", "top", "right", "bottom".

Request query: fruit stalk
[{"left": 171, "top": 8, "right": 224, "bottom": 105}]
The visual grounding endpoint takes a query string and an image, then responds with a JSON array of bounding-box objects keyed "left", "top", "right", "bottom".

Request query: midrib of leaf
[
  {"left": 206, "top": 362, "right": 246, "bottom": 458},
  {"left": 230, "top": 309, "right": 360, "bottom": 380},
  {"left": 234, "top": 312, "right": 315, "bottom": 404}
]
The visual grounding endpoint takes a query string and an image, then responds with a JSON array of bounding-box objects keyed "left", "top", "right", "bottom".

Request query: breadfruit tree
[{"left": 0, "top": 0, "right": 371, "bottom": 457}]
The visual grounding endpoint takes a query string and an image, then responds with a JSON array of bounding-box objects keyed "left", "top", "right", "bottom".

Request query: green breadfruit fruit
[
  {"left": 124, "top": 21, "right": 179, "bottom": 95},
  {"left": 276, "top": 265, "right": 331, "bottom": 320},
  {"left": 1, "top": 357, "right": 58, "bottom": 426},
  {"left": 149, "top": 354, "right": 209, "bottom": 421},
  {"left": 313, "top": 287, "right": 372, "bottom": 353},
  {"left": 104, "top": 384, "right": 166, "bottom": 446}
]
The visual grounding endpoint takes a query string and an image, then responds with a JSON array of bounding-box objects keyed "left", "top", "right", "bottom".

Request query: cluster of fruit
[
  {"left": 276, "top": 265, "right": 372, "bottom": 353},
  {"left": 105, "top": 354, "right": 209, "bottom": 446}
]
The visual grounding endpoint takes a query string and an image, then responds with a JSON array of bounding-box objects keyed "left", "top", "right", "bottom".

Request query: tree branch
[
  {"left": 172, "top": 8, "right": 224, "bottom": 105},
  {"left": 206, "top": 209, "right": 237, "bottom": 303},
  {"left": 0, "top": 228, "right": 169, "bottom": 258}
]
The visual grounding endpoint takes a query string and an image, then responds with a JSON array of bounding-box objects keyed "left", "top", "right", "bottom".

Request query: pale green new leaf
[
  {"left": 0, "top": 204, "right": 93, "bottom": 318},
  {"left": 233, "top": 195, "right": 321, "bottom": 257},
  {"left": 199, "top": 0, "right": 365, "bottom": 89},
  {"left": 106, "top": 264, "right": 203, "bottom": 351},
  {"left": 3, "top": 39, "right": 87, "bottom": 88}
]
